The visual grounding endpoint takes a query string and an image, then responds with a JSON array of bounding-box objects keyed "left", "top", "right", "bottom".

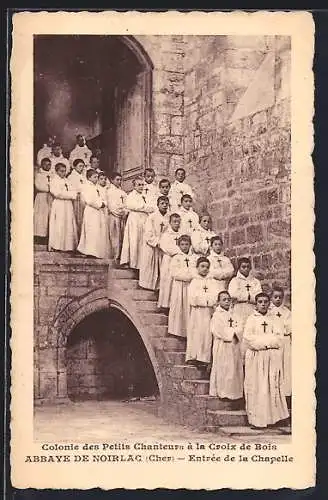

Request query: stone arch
[
  {"left": 119, "top": 35, "right": 154, "bottom": 71},
  {"left": 54, "top": 287, "right": 164, "bottom": 401}
]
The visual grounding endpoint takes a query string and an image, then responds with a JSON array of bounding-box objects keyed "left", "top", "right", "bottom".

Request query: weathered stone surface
[{"left": 154, "top": 135, "right": 183, "bottom": 155}]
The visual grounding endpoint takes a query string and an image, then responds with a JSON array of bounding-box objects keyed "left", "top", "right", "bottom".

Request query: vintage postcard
[{"left": 10, "top": 10, "right": 315, "bottom": 490}]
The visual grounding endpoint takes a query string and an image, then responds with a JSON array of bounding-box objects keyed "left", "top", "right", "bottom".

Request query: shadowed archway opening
[{"left": 66, "top": 308, "right": 159, "bottom": 402}]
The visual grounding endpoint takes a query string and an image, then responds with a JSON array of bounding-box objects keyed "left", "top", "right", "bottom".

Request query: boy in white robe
[
  {"left": 168, "top": 235, "right": 196, "bottom": 338},
  {"left": 228, "top": 257, "right": 262, "bottom": 331},
  {"left": 170, "top": 168, "right": 194, "bottom": 212},
  {"left": 90, "top": 155, "right": 101, "bottom": 172},
  {"left": 36, "top": 135, "right": 56, "bottom": 167},
  {"left": 50, "top": 143, "right": 70, "bottom": 176},
  {"left": 156, "top": 179, "right": 173, "bottom": 213},
  {"left": 191, "top": 214, "right": 216, "bottom": 256},
  {"left": 120, "top": 176, "right": 153, "bottom": 270},
  {"left": 68, "top": 159, "right": 87, "bottom": 239},
  {"left": 186, "top": 257, "right": 218, "bottom": 367},
  {"left": 69, "top": 134, "right": 92, "bottom": 168},
  {"left": 142, "top": 168, "right": 158, "bottom": 209},
  {"left": 97, "top": 171, "right": 109, "bottom": 204},
  {"left": 139, "top": 196, "right": 170, "bottom": 290},
  {"left": 48, "top": 163, "right": 78, "bottom": 252},
  {"left": 34, "top": 157, "right": 53, "bottom": 243},
  {"left": 77, "top": 169, "right": 109, "bottom": 259},
  {"left": 243, "top": 292, "right": 289, "bottom": 429},
  {"left": 158, "top": 213, "right": 181, "bottom": 309},
  {"left": 269, "top": 286, "right": 292, "bottom": 397},
  {"left": 209, "top": 291, "right": 244, "bottom": 400},
  {"left": 107, "top": 172, "right": 127, "bottom": 264},
  {"left": 178, "top": 194, "right": 199, "bottom": 235},
  {"left": 208, "top": 236, "right": 234, "bottom": 294}
]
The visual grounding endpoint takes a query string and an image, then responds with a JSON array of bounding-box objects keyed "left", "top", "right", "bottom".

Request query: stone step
[
  {"left": 170, "top": 364, "right": 208, "bottom": 380},
  {"left": 217, "top": 425, "right": 292, "bottom": 437},
  {"left": 112, "top": 279, "right": 139, "bottom": 290},
  {"left": 142, "top": 313, "right": 168, "bottom": 326},
  {"left": 153, "top": 336, "right": 186, "bottom": 352},
  {"left": 162, "top": 351, "right": 186, "bottom": 365},
  {"left": 149, "top": 325, "right": 168, "bottom": 338},
  {"left": 133, "top": 289, "right": 158, "bottom": 301},
  {"left": 206, "top": 409, "right": 248, "bottom": 427},
  {"left": 181, "top": 379, "right": 210, "bottom": 396},
  {"left": 110, "top": 268, "right": 137, "bottom": 279},
  {"left": 137, "top": 300, "right": 163, "bottom": 312},
  {"left": 194, "top": 394, "right": 245, "bottom": 411}
]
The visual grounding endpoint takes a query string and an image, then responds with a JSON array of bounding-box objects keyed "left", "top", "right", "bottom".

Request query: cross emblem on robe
[
  {"left": 205, "top": 237, "right": 211, "bottom": 245},
  {"left": 180, "top": 190, "right": 184, "bottom": 196},
  {"left": 184, "top": 257, "right": 189, "bottom": 267},
  {"left": 80, "top": 179, "right": 83, "bottom": 184},
  {"left": 174, "top": 236, "right": 179, "bottom": 244},
  {"left": 65, "top": 183, "right": 68, "bottom": 191},
  {"left": 144, "top": 187, "right": 149, "bottom": 195},
  {"left": 97, "top": 189, "right": 100, "bottom": 196},
  {"left": 262, "top": 321, "right": 268, "bottom": 333},
  {"left": 188, "top": 219, "right": 193, "bottom": 228},
  {"left": 217, "top": 258, "right": 222, "bottom": 267},
  {"left": 142, "top": 196, "right": 146, "bottom": 203},
  {"left": 203, "top": 285, "right": 208, "bottom": 293},
  {"left": 276, "top": 312, "right": 282, "bottom": 318},
  {"left": 120, "top": 195, "right": 125, "bottom": 204},
  {"left": 228, "top": 318, "right": 234, "bottom": 328},
  {"left": 245, "top": 283, "right": 251, "bottom": 301},
  {"left": 160, "top": 222, "right": 165, "bottom": 232}
]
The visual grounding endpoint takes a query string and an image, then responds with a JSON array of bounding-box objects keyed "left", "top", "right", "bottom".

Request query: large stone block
[
  {"left": 39, "top": 271, "right": 69, "bottom": 287},
  {"left": 225, "top": 48, "right": 267, "bottom": 70},
  {"left": 267, "top": 220, "right": 291, "bottom": 239},
  {"left": 170, "top": 115, "right": 183, "bottom": 136},
  {"left": 39, "top": 347, "right": 57, "bottom": 373},
  {"left": 154, "top": 113, "right": 171, "bottom": 136},
  {"left": 246, "top": 224, "right": 264, "bottom": 244},
  {"left": 231, "top": 229, "right": 246, "bottom": 247},
  {"left": 154, "top": 135, "right": 183, "bottom": 155},
  {"left": 151, "top": 153, "right": 170, "bottom": 176},
  {"left": 153, "top": 92, "right": 183, "bottom": 115},
  {"left": 40, "top": 372, "right": 57, "bottom": 399}
]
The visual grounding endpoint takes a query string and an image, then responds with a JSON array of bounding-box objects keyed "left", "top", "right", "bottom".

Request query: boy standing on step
[
  {"left": 170, "top": 168, "right": 194, "bottom": 212},
  {"left": 139, "top": 196, "right": 170, "bottom": 291},
  {"left": 243, "top": 292, "right": 289, "bottom": 429},
  {"left": 209, "top": 291, "right": 244, "bottom": 400},
  {"left": 178, "top": 194, "right": 199, "bottom": 236},
  {"left": 34, "top": 157, "right": 53, "bottom": 245},
  {"left": 208, "top": 235, "right": 234, "bottom": 294},
  {"left": 107, "top": 172, "right": 127, "bottom": 264},
  {"left": 142, "top": 168, "right": 158, "bottom": 209}
]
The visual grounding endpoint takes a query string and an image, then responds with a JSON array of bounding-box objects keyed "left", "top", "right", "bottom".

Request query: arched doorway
[
  {"left": 66, "top": 308, "right": 159, "bottom": 402},
  {"left": 34, "top": 35, "right": 152, "bottom": 190}
]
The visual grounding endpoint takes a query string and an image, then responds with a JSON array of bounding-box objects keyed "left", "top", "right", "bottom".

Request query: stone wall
[{"left": 182, "top": 35, "right": 291, "bottom": 297}]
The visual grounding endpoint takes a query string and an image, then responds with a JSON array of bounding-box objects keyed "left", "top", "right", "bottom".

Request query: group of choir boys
[{"left": 34, "top": 138, "right": 291, "bottom": 430}]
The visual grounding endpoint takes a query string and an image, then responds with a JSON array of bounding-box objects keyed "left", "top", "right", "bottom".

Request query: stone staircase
[{"left": 108, "top": 267, "right": 291, "bottom": 437}]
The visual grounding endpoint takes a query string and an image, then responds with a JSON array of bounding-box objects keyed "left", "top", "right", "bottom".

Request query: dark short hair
[
  {"left": 175, "top": 168, "right": 185, "bottom": 175},
  {"left": 54, "top": 162, "right": 66, "bottom": 172},
  {"left": 40, "top": 157, "right": 51, "bottom": 165},
  {"left": 271, "top": 285, "right": 285, "bottom": 296},
  {"left": 159, "top": 178, "right": 171, "bottom": 188},
  {"left": 196, "top": 256, "right": 210, "bottom": 268},
  {"left": 90, "top": 155, "right": 98, "bottom": 162},
  {"left": 238, "top": 257, "right": 251, "bottom": 268},
  {"left": 144, "top": 168, "right": 155, "bottom": 175},
  {"left": 169, "top": 213, "right": 181, "bottom": 222},
  {"left": 211, "top": 235, "right": 223, "bottom": 246},
  {"left": 218, "top": 290, "right": 230, "bottom": 301},
  {"left": 199, "top": 213, "right": 211, "bottom": 223},
  {"left": 73, "top": 158, "right": 85, "bottom": 168},
  {"left": 178, "top": 235, "right": 191, "bottom": 245},
  {"left": 133, "top": 175, "right": 144, "bottom": 184},
  {"left": 86, "top": 168, "right": 97, "bottom": 180},
  {"left": 181, "top": 194, "right": 192, "bottom": 203},
  {"left": 255, "top": 292, "right": 270, "bottom": 303},
  {"left": 110, "top": 171, "right": 122, "bottom": 180},
  {"left": 157, "top": 196, "right": 169, "bottom": 206}
]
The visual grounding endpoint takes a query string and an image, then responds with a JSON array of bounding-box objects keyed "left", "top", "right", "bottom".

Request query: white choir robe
[
  {"left": 209, "top": 306, "right": 244, "bottom": 399},
  {"left": 139, "top": 210, "right": 170, "bottom": 290},
  {"left": 269, "top": 304, "right": 292, "bottom": 396},
  {"left": 228, "top": 271, "right": 262, "bottom": 331},
  {"left": 68, "top": 169, "right": 87, "bottom": 237},
  {"left": 50, "top": 154, "right": 71, "bottom": 176},
  {"left": 69, "top": 144, "right": 92, "bottom": 168},
  {"left": 186, "top": 276, "right": 218, "bottom": 363},
  {"left": 157, "top": 228, "right": 181, "bottom": 308},
  {"left": 243, "top": 311, "right": 289, "bottom": 427},
  {"left": 170, "top": 180, "right": 194, "bottom": 211},
  {"left": 191, "top": 228, "right": 216, "bottom": 256},
  {"left": 168, "top": 251, "right": 196, "bottom": 337},
  {"left": 142, "top": 182, "right": 158, "bottom": 211},
  {"left": 178, "top": 207, "right": 199, "bottom": 236},
  {"left": 208, "top": 251, "right": 235, "bottom": 295},
  {"left": 34, "top": 170, "right": 53, "bottom": 238},
  {"left": 107, "top": 184, "right": 127, "bottom": 260},
  {"left": 48, "top": 176, "right": 78, "bottom": 251},
  {"left": 77, "top": 182, "right": 109, "bottom": 259},
  {"left": 36, "top": 144, "right": 52, "bottom": 167},
  {"left": 120, "top": 190, "right": 153, "bottom": 269}
]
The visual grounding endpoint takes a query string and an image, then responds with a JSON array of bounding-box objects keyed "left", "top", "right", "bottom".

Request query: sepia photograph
[{"left": 10, "top": 10, "right": 315, "bottom": 490}]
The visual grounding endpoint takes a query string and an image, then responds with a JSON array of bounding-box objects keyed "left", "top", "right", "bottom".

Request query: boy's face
[
  {"left": 219, "top": 293, "right": 231, "bottom": 311},
  {"left": 239, "top": 262, "right": 251, "bottom": 277},
  {"left": 53, "top": 145, "right": 61, "bottom": 157},
  {"left": 77, "top": 135, "right": 85, "bottom": 147},
  {"left": 159, "top": 182, "right": 170, "bottom": 196},
  {"left": 200, "top": 216, "right": 211, "bottom": 230},
  {"left": 181, "top": 197, "right": 192, "bottom": 210},
  {"left": 212, "top": 239, "right": 223, "bottom": 254},
  {"left": 256, "top": 296, "right": 270, "bottom": 314},
  {"left": 158, "top": 199, "right": 168, "bottom": 214},
  {"left": 98, "top": 175, "right": 107, "bottom": 187},
  {"left": 198, "top": 261, "right": 210, "bottom": 277},
  {"left": 144, "top": 171, "right": 155, "bottom": 184},
  {"left": 56, "top": 165, "right": 66, "bottom": 178},
  {"left": 176, "top": 169, "right": 185, "bottom": 182},
  {"left": 89, "top": 173, "right": 98, "bottom": 184},
  {"left": 90, "top": 158, "right": 100, "bottom": 170},
  {"left": 75, "top": 161, "right": 85, "bottom": 174},
  {"left": 170, "top": 216, "right": 181, "bottom": 232},
  {"left": 271, "top": 290, "right": 284, "bottom": 307},
  {"left": 41, "top": 160, "right": 51, "bottom": 172},
  {"left": 47, "top": 136, "right": 55, "bottom": 147},
  {"left": 112, "top": 175, "right": 122, "bottom": 188},
  {"left": 135, "top": 180, "right": 144, "bottom": 193},
  {"left": 179, "top": 240, "right": 190, "bottom": 254}
]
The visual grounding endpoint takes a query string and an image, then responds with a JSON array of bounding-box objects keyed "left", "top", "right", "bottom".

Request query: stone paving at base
[{"left": 34, "top": 400, "right": 291, "bottom": 444}]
